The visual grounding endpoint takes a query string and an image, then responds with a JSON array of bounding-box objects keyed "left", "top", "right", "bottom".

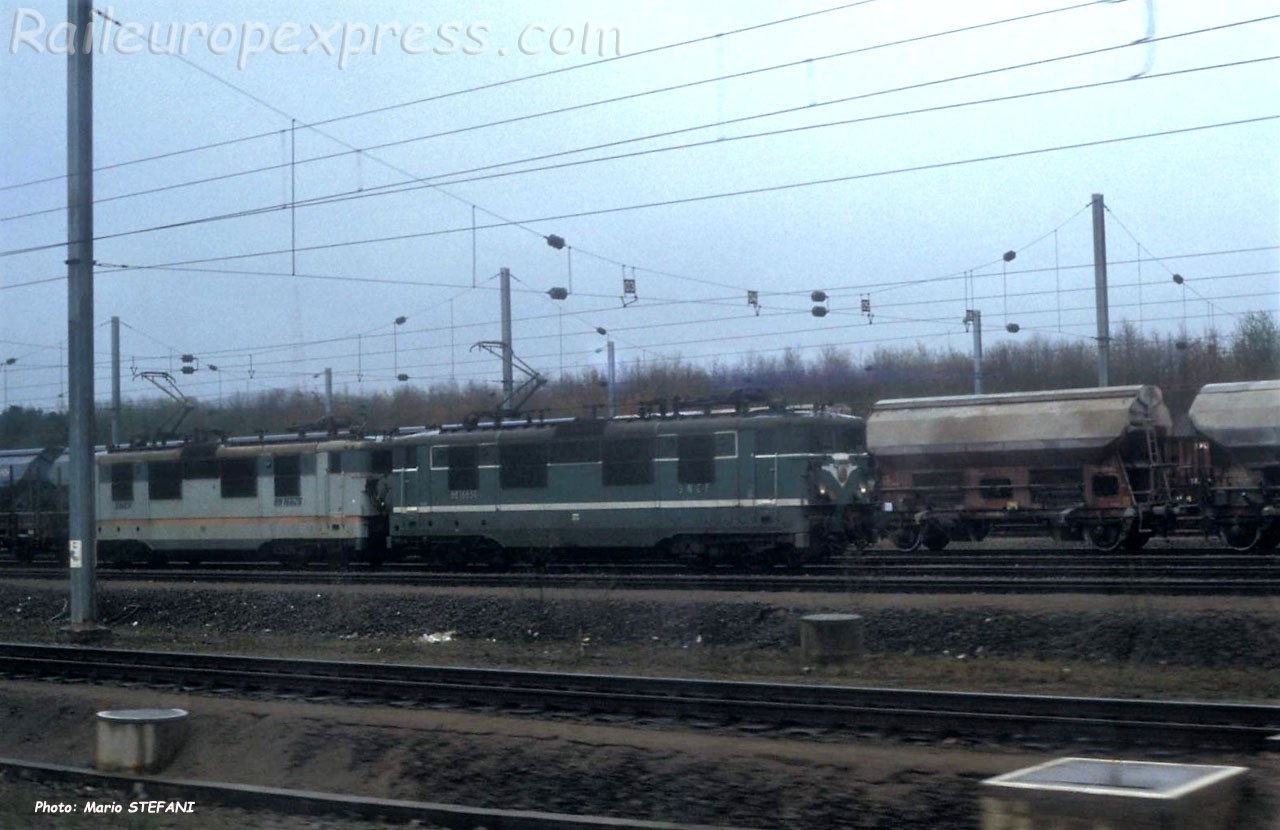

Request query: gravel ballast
[{"left": 1, "top": 579, "right": 1276, "bottom": 828}]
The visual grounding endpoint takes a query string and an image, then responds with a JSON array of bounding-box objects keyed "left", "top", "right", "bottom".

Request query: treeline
[{"left": 2, "top": 312, "right": 1276, "bottom": 450}]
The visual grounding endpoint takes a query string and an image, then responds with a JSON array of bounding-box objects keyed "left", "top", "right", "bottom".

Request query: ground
[{"left": 0, "top": 579, "right": 1276, "bottom": 828}]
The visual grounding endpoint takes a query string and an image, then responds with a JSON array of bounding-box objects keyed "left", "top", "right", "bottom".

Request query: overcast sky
[{"left": 1, "top": 0, "right": 1277, "bottom": 412}]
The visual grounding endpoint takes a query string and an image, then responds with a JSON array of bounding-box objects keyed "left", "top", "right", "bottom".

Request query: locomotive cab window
[
  {"left": 220, "top": 457, "right": 258, "bottom": 499},
  {"left": 149, "top": 460, "right": 181, "bottom": 501},
  {"left": 109, "top": 463, "right": 134, "bottom": 502},
  {"left": 714, "top": 431, "right": 737, "bottom": 459}
]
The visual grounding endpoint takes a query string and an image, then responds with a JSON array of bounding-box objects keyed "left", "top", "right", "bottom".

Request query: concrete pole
[
  {"left": 607, "top": 340, "right": 617, "bottom": 418},
  {"left": 500, "top": 267, "right": 513, "bottom": 401},
  {"left": 1092, "top": 193, "right": 1110, "bottom": 387},
  {"left": 66, "top": 0, "right": 99, "bottom": 629},
  {"left": 110, "top": 315, "right": 120, "bottom": 446},
  {"left": 323, "top": 367, "right": 333, "bottom": 418}
]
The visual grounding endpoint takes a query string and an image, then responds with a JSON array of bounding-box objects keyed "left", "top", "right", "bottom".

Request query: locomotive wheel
[
  {"left": 1088, "top": 524, "right": 1123, "bottom": 552},
  {"left": 1223, "top": 524, "right": 1261, "bottom": 552},
  {"left": 890, "top": 525, "right": 923, "bottom": 552},
  {"left": 922, "top": 525, "right": 950, "bottom": 551}
]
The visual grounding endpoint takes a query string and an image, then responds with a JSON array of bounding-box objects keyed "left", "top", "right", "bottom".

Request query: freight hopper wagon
[
  {"left": 868, "top": 386, "right": 1173, "bottom": 551},
  {"left": 96, "top": 436, "right": 391, "bottom": 566},
  {"left": 1178, "top": 379, "right": 1280, "bottom": 550},
  {"left": 387, "top": 408, "right": 877, "bottom": 568},
  {"left": 0, "top": 446, "right": 68, "bottom": 562}
]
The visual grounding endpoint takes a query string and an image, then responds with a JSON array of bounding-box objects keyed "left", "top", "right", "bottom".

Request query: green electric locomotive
[{"left": 387, "top": 405, "right": 877, "bottom": 568}]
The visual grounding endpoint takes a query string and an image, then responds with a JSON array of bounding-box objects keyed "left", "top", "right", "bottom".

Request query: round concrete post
[
  {"left": 95, "top": 708, "right": 189, "bottom": 773},
  {"left": 800, "top": 613, "right": 864, "bottom": 664}
]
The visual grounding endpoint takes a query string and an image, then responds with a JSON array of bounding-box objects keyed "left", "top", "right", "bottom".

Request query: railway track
[
  {"left": 1, "top": 643, "right": 1277, "bottom": 751},
  {"left": 1, "top": 560, "right": 1277, "bottom": 594}
]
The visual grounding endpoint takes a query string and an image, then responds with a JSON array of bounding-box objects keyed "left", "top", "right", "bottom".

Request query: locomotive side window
[
  {"left": 220, "top": 457, "right": 258, "bottom": 499},
  {"left": 447, "top": 445, "right": 479, "bottom": 491},
  {"left": 430, "top": 446, "right": 448, "bottom": 470},
  {"left": 149, "top": 461, "right": 182, "bottom": 500},
  {"left": 500, "top": 442, "right": 549, "bottom": 489},
  {"left": 714, "top": 431, "right": 737, "bottom": 459},
  {"left": 677, "top": 434, "right": 715, "bottom": 485},
  {"left": 602, "top": 437, "right": 654, "bottom": 486},
  {"left": 273, "top": 454, "right": 301, "bottom": 498},
  {"left": 754, "top": 428, "right": 775, "bottom": 456},
  {"left": 110, "top": 463, "right": 134, "bottom": 502},
  {"left": 370, "top": 450, "right": 392, "bottom": 475},
  {"left": 328, "top": 451, "right": 343, "bottom": 473}
]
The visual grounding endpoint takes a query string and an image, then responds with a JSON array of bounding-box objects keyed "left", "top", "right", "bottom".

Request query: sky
[{"left": 1, "top": 0, "right": 1277, "bottom": 413}]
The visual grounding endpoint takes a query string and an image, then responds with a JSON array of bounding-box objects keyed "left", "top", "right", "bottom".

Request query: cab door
[{"left": 752, "top": 428, "right": 777, "bottom": 506}]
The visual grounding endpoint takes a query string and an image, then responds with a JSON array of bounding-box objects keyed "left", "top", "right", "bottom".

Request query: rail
[{"left": 1, "top": 644, "right": 1276, "bottom": 751}]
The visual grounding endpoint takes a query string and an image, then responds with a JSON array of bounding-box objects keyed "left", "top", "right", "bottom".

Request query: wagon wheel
[
  {"left": 890, "top": 524, "right": 923, "bottom": 552},
  {"left": 1222, "top": 524, "right": 1261, "bottom": 552},
  {"left": 922, "top": 524, "right": 950, "bottom": 551},
  {"left": 1087, "top": 524, "right": 1124, "bottom": 552}
]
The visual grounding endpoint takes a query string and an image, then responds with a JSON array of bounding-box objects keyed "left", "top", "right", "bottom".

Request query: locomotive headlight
[{"left": 818, "top": 486, "right": 828, "bottom": 497}]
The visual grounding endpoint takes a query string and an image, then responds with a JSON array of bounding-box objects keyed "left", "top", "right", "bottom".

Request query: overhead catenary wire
[
  {"left": 6, "top": 3, "right": 924, "bottom": 314},
  {"left": 5, "top": 38, "right": 1273, "bottom": 230},
  {"left": 1103, "top": 204, "right": 1252, "bottom": 322},
  {"left": 6, "top": 112, "right": 1266, "bottom": 271},
  {"left": 3, "top": 291, "right": 1272, "bottom": 409},
  {"left": 26, "top": 266, "right": 1272, "bottom": 383},
  {"left": 5, "top": 6, "right": 1274, "bottom": 407},
  {"left": 0, "top": 0, "right": 1137, "bottom": 224}
]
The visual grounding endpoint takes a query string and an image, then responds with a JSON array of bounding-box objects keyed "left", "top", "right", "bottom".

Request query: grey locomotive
[{"left": 95, "top": 435, "right": 390, "bottom": 565}]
